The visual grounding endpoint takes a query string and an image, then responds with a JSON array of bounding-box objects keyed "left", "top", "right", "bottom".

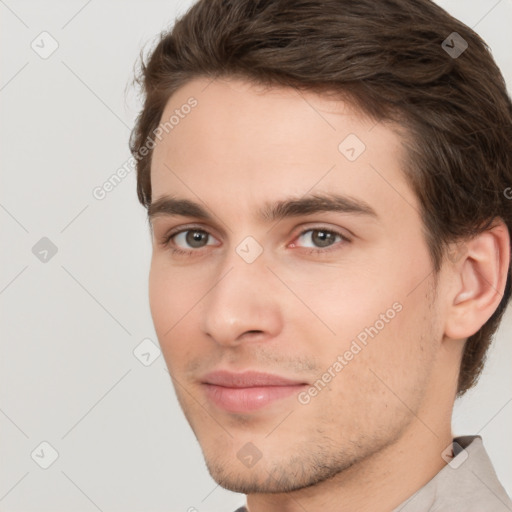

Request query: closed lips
[{"left": 202, "top": 370, "right": 308, "bottom": 387}]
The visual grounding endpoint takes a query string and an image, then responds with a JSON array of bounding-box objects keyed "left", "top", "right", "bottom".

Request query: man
[{"left": 130, "top": 0, "right": 512, "bottom": 510}]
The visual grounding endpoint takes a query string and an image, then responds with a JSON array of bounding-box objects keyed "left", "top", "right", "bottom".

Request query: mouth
[{"left": 201, "top": 370, "right": 309, "bottom": 413}]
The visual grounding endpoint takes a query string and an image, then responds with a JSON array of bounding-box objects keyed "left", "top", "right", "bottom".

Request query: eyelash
[{"left": 158, "top": 225, "right": 351, "bottom": 258}]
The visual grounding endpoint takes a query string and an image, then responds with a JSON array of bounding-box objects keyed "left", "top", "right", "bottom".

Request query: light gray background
[{"left": 1, "top": 1, "right": 511, "bottom": 511}]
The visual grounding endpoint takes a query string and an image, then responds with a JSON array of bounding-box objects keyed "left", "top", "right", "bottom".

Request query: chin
[{"left": 200, "top": 440, "right": 359, "bottom": 495}]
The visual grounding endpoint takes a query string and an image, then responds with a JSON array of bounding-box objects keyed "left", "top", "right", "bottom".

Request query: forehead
[{"left": 149, "top": 76, "right": 418, "bottom": 222}]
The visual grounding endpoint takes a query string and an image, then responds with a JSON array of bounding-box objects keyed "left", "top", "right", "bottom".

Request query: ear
[{"left": 444, "top": 220, "right": 510, "bottom": 340}]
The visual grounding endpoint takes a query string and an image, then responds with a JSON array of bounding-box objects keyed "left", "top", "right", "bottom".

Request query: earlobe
[{"left": 444, "top": 221, "right": 510, "bottom": 340}]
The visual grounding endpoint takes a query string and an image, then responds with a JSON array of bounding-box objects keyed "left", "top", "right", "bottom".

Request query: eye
[
  {"left": 159, "top": 225, "right": 350, "bottom": 258},
  {"left": 173, "top": 229, "right": 215, "bottom": 249},
  {"left": 290, "top": 227, "right": 350, "bottom": 254},
  {"left": 160, "top": 227, "right": 219, "bottom": 256}
]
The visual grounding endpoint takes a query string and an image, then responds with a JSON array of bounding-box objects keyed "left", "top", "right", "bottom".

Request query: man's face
[{"left": 148, "top": 77, "right": 445, "bottom": 493}]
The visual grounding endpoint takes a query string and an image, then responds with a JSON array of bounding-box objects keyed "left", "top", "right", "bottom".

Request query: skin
[{"left": 148, "top": 76, "right": 509, "bottom": 512}]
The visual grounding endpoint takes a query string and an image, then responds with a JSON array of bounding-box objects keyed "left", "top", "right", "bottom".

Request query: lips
[
  {"left": 201, "top": 371, "right": 308, "bottom": 413},
  {"left": 202, "top": 370, "right": 307, "bottom": 388}
]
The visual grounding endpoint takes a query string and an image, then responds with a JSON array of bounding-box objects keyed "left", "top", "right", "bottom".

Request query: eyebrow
[{"left": 147, "top": 192, "right": 378, "bottom": 225}]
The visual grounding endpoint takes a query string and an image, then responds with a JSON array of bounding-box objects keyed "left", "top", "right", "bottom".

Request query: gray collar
[{"left": 393, "top": 435, "right": 512, "bottom": 511}]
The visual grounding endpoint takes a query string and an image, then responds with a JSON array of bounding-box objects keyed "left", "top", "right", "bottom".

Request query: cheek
[
  {"left": 289, "top": 253, "right": 436, "bottom": 394},
  {"left": 148, "top": 257, "right": 214, "bottom": 373},
  {"left": 275, "top": 256, "right": 400, "bottom": 344},
  {"left": 308, "top": 302, "right": 436, "bottom": 437},
  {"left": 148, "top": 255, "right": 202, "bottom": 327},
  {"left": 347, "top": 288, "right": 438, "bottom": 410},
  {"left": 148, "top": 259, "right": 189, "bottom": 352},
  {"left": 148, "top": 259, "right": 170, "bottom": 333}
]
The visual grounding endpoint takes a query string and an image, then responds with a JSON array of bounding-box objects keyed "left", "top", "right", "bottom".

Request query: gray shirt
[{"left": 233, "top": 435, "right": 512, "bottom": 512}]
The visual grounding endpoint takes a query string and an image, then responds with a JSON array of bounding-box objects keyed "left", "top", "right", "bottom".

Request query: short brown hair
[{"left": 130, "top": 0, "right": 512, "bottom": 397}]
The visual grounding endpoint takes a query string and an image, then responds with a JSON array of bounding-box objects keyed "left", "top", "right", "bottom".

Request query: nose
[{"left": 199, "top": 247, "right": 284, "bottom": 347}]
